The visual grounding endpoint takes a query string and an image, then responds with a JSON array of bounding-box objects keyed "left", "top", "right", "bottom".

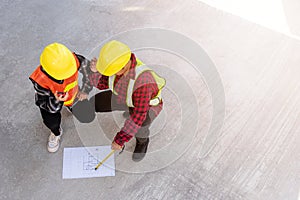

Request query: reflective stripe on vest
[
  {"left": 108, "top": 65, "right": 166, "bottom": 107},
  {"left": 108, "top": 75, "right": 117, "bottom": 95},
  {"left": 63, "top": 80, "right": 78, "bottom": 106}
]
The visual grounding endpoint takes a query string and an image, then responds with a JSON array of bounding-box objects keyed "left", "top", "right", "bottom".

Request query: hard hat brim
[
  {"left": 96, "top": 53, "right": 131, "bottom": 76},
  {"left": 40, "top": 43, "right": 77, "bottom": 80}
]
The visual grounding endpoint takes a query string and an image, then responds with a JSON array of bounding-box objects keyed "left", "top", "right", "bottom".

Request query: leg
[
  {"left": 94, "top": 90, "right": 127, "bottom": 112},
  {"left": 72, "top": 90, "right": 127, "bottom": 123},
  {"left": 40, "top": 108, "right": 61, "bottom": 136},
  {"left": 133, "top": 110, "right": 156, "bottom": 161},
  {"left": 135, "top": 111, "right": 152, "bottom": 142},
  {"left": 39, "top": 108, "right": 62, "bottom": 153},
  {"left": 72, "top": 99, "right": 96, "bottom": 123}
]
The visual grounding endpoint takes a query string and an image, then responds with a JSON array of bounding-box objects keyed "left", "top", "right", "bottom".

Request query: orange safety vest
[{"left": 30, "top": 53, "right": 80, "bottom": 107}]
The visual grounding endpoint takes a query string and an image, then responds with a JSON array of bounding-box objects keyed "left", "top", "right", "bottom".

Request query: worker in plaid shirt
[{"left": 73, "top": 40, "right": 165, "bottom": 161}]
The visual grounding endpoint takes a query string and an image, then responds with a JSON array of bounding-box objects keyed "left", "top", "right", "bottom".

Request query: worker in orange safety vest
[{"left": 29, "top": 43, "right": 92, "bottom": 153}]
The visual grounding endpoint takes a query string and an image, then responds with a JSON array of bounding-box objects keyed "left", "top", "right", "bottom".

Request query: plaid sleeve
[
  {"left": 113, "top": 71, "right": 158, "bottom": 146},
  {"left": 88, "top": 73, "right": 109, "bottom": 90}
]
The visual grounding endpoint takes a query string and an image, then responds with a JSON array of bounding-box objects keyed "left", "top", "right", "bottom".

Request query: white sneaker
[{"left": 47, "top": 128, "right": 63, "bottom": 153}]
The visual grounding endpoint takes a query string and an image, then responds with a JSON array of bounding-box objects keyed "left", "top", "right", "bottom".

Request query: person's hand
[
  {"left": 77, "top": 91, "right": 88, "bottom": 101},
  {"left": 90, "top": 57, "right": 98, "bottom": 73},
  {"left": 111, "top": 141, "right": 123, "bottom": 151},
  {"left": 54, "top": 91, "right": 69, "bottom": 102}
]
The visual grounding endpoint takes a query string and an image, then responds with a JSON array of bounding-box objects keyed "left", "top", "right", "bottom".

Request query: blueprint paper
[{"left": 63, "top": 146, "right": 115, "bottom": 179}]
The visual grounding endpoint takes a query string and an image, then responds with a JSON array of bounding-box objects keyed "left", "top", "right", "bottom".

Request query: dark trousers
[
  {"left": 39, "top": 91, "right": 155, "bottom": 141},
  {"left": 40, "top": 108, "right": 61, "bottom": 136},
  {"left": 72, "top": 90, "right": 155, "bottom": 143}
]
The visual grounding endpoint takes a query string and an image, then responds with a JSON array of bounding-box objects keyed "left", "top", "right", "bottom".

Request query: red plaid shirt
[{"left": 89, "top": 54, "right": 162, "bottom": 146}]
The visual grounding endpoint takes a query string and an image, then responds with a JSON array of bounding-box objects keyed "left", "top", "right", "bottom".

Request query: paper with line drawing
[{"left": 63, "top": 146, "right": 115, "bottom": 179}]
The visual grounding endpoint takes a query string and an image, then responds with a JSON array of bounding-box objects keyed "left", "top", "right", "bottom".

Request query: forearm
[
  {"left": 114, "top": 82, "right": 154, "bottom": 145},
  {"left": 76, "top": 53, "right": 109, "bottom": 92},
  {"left": 114, "top": 110, "right": 148, "bottom": 146},
  {"left": 76, "top": 53, "right": 93, "bottom": 94},
  {"left": 32, "top": 81, "right": 63, "bottom": 113}
]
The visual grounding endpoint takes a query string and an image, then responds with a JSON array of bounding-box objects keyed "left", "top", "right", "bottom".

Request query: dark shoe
[{"left": 132, "top": 138, "right": 149, "bottom": 162}]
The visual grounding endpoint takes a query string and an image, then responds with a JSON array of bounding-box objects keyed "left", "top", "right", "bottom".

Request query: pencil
[{"left": 94, "top": 150, "right": 115, "bottom": 170}]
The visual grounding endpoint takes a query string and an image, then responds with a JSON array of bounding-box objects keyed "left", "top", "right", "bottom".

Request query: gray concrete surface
[{"left": 1, "top": 0, "right": 300, "bottom": 199}]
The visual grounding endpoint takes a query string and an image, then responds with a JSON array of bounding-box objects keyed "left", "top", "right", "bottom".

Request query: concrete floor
[{"left": 1, "top": 0, "right": 300, "bottom": 199}]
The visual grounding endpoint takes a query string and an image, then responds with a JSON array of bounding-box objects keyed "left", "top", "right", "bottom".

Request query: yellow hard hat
[
  {"left": 40, "top": 43, "right": 77, "bottom": 80},
  {"left": 96, "top": 40, "right": 131, "bottom": 76}
]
